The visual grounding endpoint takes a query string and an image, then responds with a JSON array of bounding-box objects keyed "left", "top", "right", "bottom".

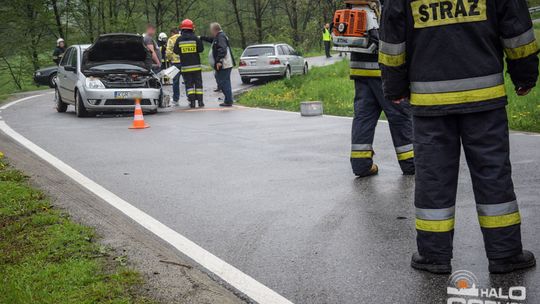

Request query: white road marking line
[
  {"left": 0, "top": 95, "right": 294, "bottom": 304},
  {"left": 0, "top": 93, "right": 48, "bottom": 111}
]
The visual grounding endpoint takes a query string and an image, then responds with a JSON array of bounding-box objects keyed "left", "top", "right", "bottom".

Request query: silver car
[
  {"left": 55, "top": 34, "right": 162, "bottom": 117},
  {"left": 238, "top": 43, "right": 308, "bottom": 84}
]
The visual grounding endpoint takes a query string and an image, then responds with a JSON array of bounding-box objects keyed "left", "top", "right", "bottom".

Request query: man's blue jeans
[
  {"left": 172, "top": 63, "right": 182, "bottom": 102},
  {"left": 216, "top": 67, "right": 233, "bottom": 104}
]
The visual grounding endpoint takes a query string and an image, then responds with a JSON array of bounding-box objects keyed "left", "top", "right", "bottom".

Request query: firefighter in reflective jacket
[
  {"left": 380, "top": 0, "right": 539, "bottom": 274},
  {"left": 349, "top": 3, "right": 415, "bottom": 178},
  {"left": 174, "top": 19, "right": 204, "bottom": 108}
]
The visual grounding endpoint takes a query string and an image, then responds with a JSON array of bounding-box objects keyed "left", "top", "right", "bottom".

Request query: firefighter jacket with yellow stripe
[
  {"left": 379, "top": 0, "right": 539, "bottom": 116},
  {"left": 173, "top": 30, "right": 204, "bottom": 73},
  {"left": 166, "top": 33, "right": 181, "bottom": 64},
  {"left": 350, "top": 29, "right": 382, "bottom": 79}
]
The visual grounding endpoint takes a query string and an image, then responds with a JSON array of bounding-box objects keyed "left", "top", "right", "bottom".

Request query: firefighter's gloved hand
[{"left": 516, "top": 87, "right": 533, "bottom": 96}]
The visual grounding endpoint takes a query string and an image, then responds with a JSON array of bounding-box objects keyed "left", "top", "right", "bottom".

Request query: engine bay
[{"left": 97, "top": 73, "right": 160, "bottom": 89}]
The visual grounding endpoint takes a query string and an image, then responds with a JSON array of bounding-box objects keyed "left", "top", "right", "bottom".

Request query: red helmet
[{"left": 180, "top": 19, "right": 194, "bottom": 30}]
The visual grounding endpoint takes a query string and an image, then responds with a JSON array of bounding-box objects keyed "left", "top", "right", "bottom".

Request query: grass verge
[
  {"left": 237, "top": 59, "right": 540, "bottom": 133},
  {"left": 0, "top": 155, "right": 154, "bottom": 304}
]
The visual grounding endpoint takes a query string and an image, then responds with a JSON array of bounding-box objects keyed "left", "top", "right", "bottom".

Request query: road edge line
[
  {"left": 0, "top": 95, "right": 294, "bottom": 304},
  {"left": 239, "top": 105, "right": 390, "bottom": 123},
  {"left": 0, "top": 93, "right": 48, "bottom": 110}
]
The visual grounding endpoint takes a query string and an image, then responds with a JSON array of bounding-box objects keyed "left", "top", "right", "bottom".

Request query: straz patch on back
[
  {"left": 411, "top": 0, "right": 487, "bottom": 28},
  {"left": 181, "top": 44, "right": 197, "bottom": 53}
]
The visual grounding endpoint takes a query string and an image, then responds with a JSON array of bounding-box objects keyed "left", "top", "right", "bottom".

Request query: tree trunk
[
  {"left": 230, "top": 0, "right": 246, "bottom": 48},
  {"left": 84, "top": 0, "right": 94, "bottom": 42},
  {"left": 50, "top": 0, "right": 64, "bottom": 38}
]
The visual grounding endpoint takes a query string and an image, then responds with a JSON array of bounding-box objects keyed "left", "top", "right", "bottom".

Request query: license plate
[{"left": 114, "top": 91, "right": 142, "bottom": 99}]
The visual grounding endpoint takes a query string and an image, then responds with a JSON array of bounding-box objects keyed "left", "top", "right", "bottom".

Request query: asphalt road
[
  {"left": 1, "top": 56, "right": 540, "bottom": 303},
  {"left": 191, "top": 55, "right": 346, "bottom": 105}
]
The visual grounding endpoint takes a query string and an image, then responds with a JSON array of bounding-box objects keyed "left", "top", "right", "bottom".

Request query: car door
[
  {"left": 57, "top": 47, "right": 73, "bottom": 100},
  {"left": 63, "top": 47, "right": 79, "bottom": 102},
  {"left": 278, "top": 45, "right": 291, "bottom": 68},
  {"left": 287, "top": 45, "right": 302, "bottom": 74}
]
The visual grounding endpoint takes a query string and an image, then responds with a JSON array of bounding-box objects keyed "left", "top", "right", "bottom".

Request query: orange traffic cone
[{"left": 129, "top": 99, "right": 150, "bottom": 129}]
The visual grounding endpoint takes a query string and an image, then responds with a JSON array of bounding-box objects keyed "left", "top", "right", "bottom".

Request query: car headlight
[
  {"left": 35, "top": 72, "right": 42, "bottom": 76},
  {"left": 85, "top": 77, "right": 105, "bottom": 89}
]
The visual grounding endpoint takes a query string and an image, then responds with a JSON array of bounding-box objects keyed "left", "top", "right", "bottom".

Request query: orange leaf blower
[{"left": 332, "top": 0, "right": 381, "bottom": 54}]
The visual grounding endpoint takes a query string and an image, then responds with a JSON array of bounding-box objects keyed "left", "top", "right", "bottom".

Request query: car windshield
[
  {"left": 243, "top": 47, "right": 275, "bottom": 57},
  {"left": 88, "top": 63, "right": 145, "bottom": 71}
]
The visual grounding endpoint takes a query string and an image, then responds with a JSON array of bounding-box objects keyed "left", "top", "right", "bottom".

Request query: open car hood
[{"left": 82, "top": 34, "right": 153, "bottom": 73}]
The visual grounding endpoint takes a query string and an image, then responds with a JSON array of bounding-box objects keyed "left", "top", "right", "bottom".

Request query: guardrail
[{"left": 530, "top": 6, "right": 540, "bottom": 13}]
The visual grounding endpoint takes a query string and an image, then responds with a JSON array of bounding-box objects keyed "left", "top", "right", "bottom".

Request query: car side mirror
[{"left": 65, "top": 66, "right": 76, "bottom": 73}]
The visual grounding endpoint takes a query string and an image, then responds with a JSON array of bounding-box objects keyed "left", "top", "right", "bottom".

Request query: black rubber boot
[
  {"left": 489, "top": 250, "right": 536, "bottom": 274},
  {"left": 189, "top": 101, "right": 196, "bottom": 108},
  {"left": 198, "top": 101, "right": 205, "bottom": 108},
  {"left": 356, "top": 164, "right": 379, "bottom": 178},
  {"left": 411, "top": 252, "right": 452, "bottom": 274}
]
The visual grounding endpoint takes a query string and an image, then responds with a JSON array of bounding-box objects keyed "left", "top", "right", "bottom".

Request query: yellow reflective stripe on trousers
[
  {"left": 416, "top": 218, "right": 455, "bottom": 233},
  {"left": 478, "top": 211, "right": 521, "bottom": 229},
  {"left": 410, "top": 84, "right": 506, "bottom": 106},
  {"left": 182, "top": 67, "right": 202, "bottom": 72},
  {"left": 397, "top": 150, "right": 414, "bottom": 161},
  {"left": 505, "top": 40, "right": 539, "bottom": 60},
  {"left": 351, "top": 151, "right": 373, "bottom": 159},
  {"left": 379, "top": 52, "right": 406, "bottom": 67},
  {"left": 350, "top": 68, "right": 381, "bottom": 77}
]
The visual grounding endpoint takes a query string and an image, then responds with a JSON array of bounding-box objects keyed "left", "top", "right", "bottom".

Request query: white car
[
  {"left": 55, "top": 34, "right": 163, "bottom": 117},
  {"left": 238, "top": 43, "right": 308, "bottom": 84}
]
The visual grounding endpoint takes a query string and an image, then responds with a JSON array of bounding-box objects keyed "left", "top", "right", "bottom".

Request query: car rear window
[{"left": 243, "top": 47, "right": 275, "bottom": 57}]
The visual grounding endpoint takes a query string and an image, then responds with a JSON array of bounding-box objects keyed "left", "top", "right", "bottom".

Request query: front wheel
[
  {"left": 241, "top": 77, "right": 251, "bottom": 85},
  {"left": 55, "top": 87, "right": 68, "bottom": 113},
  {"left": 75, "top": 91, "right": 90, "bottom": 117},
  {"left": 49, "top": 73, "right": 58, "bottom": 88}
]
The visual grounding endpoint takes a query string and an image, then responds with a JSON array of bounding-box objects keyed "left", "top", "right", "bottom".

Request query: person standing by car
[
  {"left": 201, "top": 23, "right": 235, "bottom": 107},
  {"left": 174, "top": 19, "right": 205, "bottom": 108},
  {"left": 158, "top": 32, "right": 169, "bottom": 70},
  {"left": 166, "top": 27, "right": 182, "bottom": 106},
  {"left": 144, "top": 24, "right": 162, "bottom": 71},
  {"left": 323, "top": 23, "right": 332, "bottom": 58},
  {"left": 52, "top": 38, "right": 66, "bottom": 65}
]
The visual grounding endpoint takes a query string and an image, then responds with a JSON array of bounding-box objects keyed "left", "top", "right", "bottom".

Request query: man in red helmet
[{"left": 174, "top": 19, "right": 205, "bottom": 108}]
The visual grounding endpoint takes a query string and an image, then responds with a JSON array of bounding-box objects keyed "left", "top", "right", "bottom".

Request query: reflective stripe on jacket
[
  {"left": 350, "top": 52, "right": 381, "bottom": 79},
  {"left": 379, "top": 0, "right": 539, "bottom": 116}
]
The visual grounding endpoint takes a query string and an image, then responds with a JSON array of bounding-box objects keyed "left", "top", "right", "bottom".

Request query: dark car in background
[{"left": 34, "top": 66, "right": 59, "bottom": 88}]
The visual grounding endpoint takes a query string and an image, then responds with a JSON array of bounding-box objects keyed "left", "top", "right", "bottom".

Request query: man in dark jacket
[
  {"left": 380, "top": 0, "right": 538, "bottom": 274},
  {"left": 174, "top": 19, "right": 205, "bottom": 108},
  {"left": 201, "top": 23, "right": 235, "bottom": 107},
  {"left": 52, "top": 38, "right": 66, "bottom": 65}
]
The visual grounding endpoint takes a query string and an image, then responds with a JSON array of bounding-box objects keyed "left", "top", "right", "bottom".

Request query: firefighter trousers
[
  {"left": 183, "top": 71, "right": 203, "bottom": 103},
  {"left": 414, "top": 108, "right": 522, "bottom": 261},
  {"left": 351, "top": 78, "right": 415, "bottom": 176}
]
